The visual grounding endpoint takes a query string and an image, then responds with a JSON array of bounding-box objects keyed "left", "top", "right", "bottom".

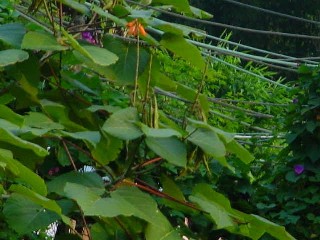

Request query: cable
[
  {"left": 187, "top": 30, "right": 319, "bottom": 65},
  {"left": 125, "top": 0, "right": 320, "bottom": 40},
  {"left": 221, "top": 0, "right": 320, "bottom": 26}
]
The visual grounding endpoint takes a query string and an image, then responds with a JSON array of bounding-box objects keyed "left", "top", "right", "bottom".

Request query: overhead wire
[
  {"left": 221, "top": 0, "right": 320, "bottom": 26},
  {"left": 125, "top": 0, "right": 320, "bottom": 40}
]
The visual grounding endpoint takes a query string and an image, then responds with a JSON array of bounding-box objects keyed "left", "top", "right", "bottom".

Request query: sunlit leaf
[
  {"left": 152, "top": 0, "right": 192, "bottom": 14},
  {"left": 22, "top": 31, "right": 68, "bottom": 51}
]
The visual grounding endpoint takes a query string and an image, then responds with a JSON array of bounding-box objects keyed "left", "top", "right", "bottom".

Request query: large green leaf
[
  {"left": 73, "top": 45, "right": 119, "bottom": 67},
  {"left": 140, "top": 123, "right": 182, "bottom": 138},
  {"left": 40, "top": 99, "right": 87, "bottom": 131},
  {"left": 59, "top": 131, "right": 101, "bottom": 148},
  {"left": 0, "top": 49, "right": 29, "bottom": 67},
  {"left": 226, "top": 140, "right": 254, "bottom": 164},
  {"left": 91, "top": 133, "right": 123, "bottom": 165},
  {"left": 145, "top": 136, "right": 187, "bottom": 167},
  {"left": 190, "top": 184, "right": 295, "bottom": 240},
  {"left": 3, "top": 193, "right": 59, "bottom": 234},
  {"left": 0, "top": 23, "right": 26, "bottom": 47},
  {"left": 138, "top": 55, "right": 177, "bottom": 93},
  {"left": 24, "top": 112, "right": 64, "bottom": 130},
  {"left": 102, "top": 107, "right": 143, "bottom": 140},
  {"left": 0, "top": 128, "right": 48, "bottom": 157},
  {"left": 0, "top": 104, "right": 24, "bottom": 127},
  {"left": 152, "top": 0, "right": 192, "bottom": 14},
  {"left": 57, "top": 0, "right": 90, "bottom": 14},
  {"left": 22, "top": 31, "right": 68, "bottom": 51},
  {"left": 64, "top": 184, "right": 179, "bottom": 239},
  {"left": 47, "top": 172, "right": 105, "bottom": 196},
  {"left": 9, "top": 185, "right": 64, "bottom": 216},
  {"left": 60, "top": 28, "right": 118, "bottom": 67},
  {"left": 186, "top": 126, "right": 226, "bottom": 158},
  {"left": 102, "top": 36, "right": 150, "bottom": 85},
  {"left": 0, "top": 149, "right": 47, "bottom": 195},
  {"left": 190, "top": 184, "right": 235, "bottom": 229},
  {"left": 160, "top": 33, "right": 205, "bottom": 70}
]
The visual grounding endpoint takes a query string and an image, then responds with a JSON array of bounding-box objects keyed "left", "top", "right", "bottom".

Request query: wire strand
[
  {"left": 221, "top": 0, "right": 320, "bottom": 25},
  {"left": 125, "top": 0, "right": 320, "bottom": 40}
]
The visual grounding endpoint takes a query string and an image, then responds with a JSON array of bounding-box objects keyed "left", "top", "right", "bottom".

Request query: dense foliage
[{"left": 0, "top": 0, "right": 317, "bottom": 240}]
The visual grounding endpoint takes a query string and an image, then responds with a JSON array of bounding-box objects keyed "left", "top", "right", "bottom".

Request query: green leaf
[
  {"left": 160, "top": 33, "right": 205, "bottom": 70},
  {"left": 22, "top": 31, "right": 68, "bottom": 51},
  {"left": 190, "top": 184, "right": 235, "bottom": 229},
  {"left": 102, "top": 36, "right": 150, "bottom": 85},
  {"left": 91, "top": 133, "right": 123, "bottom": 165},
  {"left": 0, "top": 49, "right": 29, "bottom": 67},
  {"left": 65, "top": 184, "right": 177, "bottom": 239},
  {"left": 190, "top": 184, "right": 295, "bottom": 240},
  {"left": 40, "top": 99, "right": 87, "bottom": 131},
  {"left": 3, "top": 193, "right": 59, "bottom": 234},
  {"left": 0, "top": 104, "right": 24, "bottom": 127},
  {"left": 190, "top": 6, "right": 213, "bottom": 19},
  {"left": 47, "top": 171, "right": 105, "bottom": 196},
  {"left": 152, "top": 0, "right": 192, "bottom": 14},
  {"left": 57, "top": 0, "right": 90, "bottom": 14},
  {"left": 102, "top": 107, "right": 143, "bottom": 140},
  {"left": 59, "top": 131, "right": 101, "bottom": 148},
  {"left": 0, "top": 128, "right": 48, "bottom": 157},
  {"left": 187, "top": 126, "right": 226, "bottom": 158},
  {"left": 24, "top": 112, "right": 64, "bottom": 130},
  {"left": 73, "top": 45, "right": 119, "bottom": 67},
  {"left": 161, "top": 175, "right": 185, "bottom": 201},
  {"left": 159, "top": 175, "right": 190, "bottom": 213},
  {"left": 9, "top": 185, "right": 63, "bottom": 216},
  {"left": 0, "top": 23, "right": 26, "bottom": 47},
  {"left": 138, "top": 55, "right": 177, "bottom": 93},
  {"left": 0, "top": 149, "right": 47, "bottom": 195},
  {"left": 226, "top": 140, "right": 254, "bottom": 164},
  {"left": 140, "top": 123, "right": 182, "bottom": 138},
  {"left": 145, "top": 136, "right": 187, "bottom": 167}
]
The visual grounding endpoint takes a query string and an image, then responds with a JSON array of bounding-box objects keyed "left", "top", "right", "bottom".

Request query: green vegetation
[{"left": 0, "top": 0, "right": 318, "bottom": 239}]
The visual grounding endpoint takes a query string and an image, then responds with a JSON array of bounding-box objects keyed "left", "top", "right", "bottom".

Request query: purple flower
[
  {"left": 294, "top": 164, "right": 304, "bottom": 175},
  {"left": 82, "top": 31, "right": 96, "bottom": 44},
  {"left": 292, "top": 98, "right": 299, "bottom": 104}
]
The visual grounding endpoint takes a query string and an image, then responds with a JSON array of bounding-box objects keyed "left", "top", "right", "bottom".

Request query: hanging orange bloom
[{"left": 126, "top": 19, "right": 147, "bottom": 37}]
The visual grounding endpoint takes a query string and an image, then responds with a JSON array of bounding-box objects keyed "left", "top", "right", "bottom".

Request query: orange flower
[{"left": 126, "top": 19, "right": 147, "bottom": 37}]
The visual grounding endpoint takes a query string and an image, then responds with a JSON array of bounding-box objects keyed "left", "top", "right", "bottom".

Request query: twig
[
  {"left": 61, "top": 139, "right": 78, "bottom": 171},
  {"left": 133, "top": 34, "right": 140, "bottom": 105}
]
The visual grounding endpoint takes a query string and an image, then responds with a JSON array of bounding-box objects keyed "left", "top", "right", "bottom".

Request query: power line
[
  {"left": 221, "top": 0, "right": 320, "bottom": 25},
  {"left": 125, "top": 0, "right": 320, "bottom": 40}
]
